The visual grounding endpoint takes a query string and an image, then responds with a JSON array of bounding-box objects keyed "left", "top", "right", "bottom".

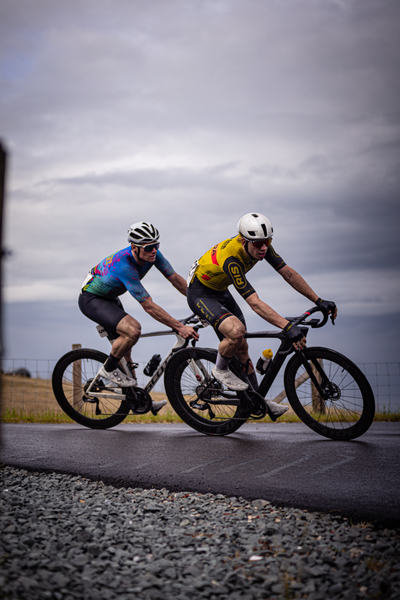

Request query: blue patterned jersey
[{"left": 82, "top": 246, "right": 175, "bottom": 303}]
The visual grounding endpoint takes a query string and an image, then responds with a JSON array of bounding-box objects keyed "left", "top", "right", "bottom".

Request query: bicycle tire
[
  {"left": 164, "top": 347, "right": 250, "bottom": 436},
  {"left": 52, "top": 348, "right": 130, "bottom": 429},
  {"left": 284, "top": 347, "right": 375, "bottom": 440}
]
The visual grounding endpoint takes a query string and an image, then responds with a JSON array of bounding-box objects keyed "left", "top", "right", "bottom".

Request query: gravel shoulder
[{"left": 1, "top": 465, "right": 399, "bottom": 600}]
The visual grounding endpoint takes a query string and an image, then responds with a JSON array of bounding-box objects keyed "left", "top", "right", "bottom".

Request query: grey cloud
[
  {"left": 1, "top": 0, "right": 399, "bottom": 363},
  {"left": 41, "top": 162, "right": 242, "bottom": 191}
]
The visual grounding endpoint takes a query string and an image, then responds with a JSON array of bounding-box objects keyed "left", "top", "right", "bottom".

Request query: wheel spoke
[
  {"left": 52, "top": 349, "right": 129, "bottom": 429},
  {"left": 284, "top": 348, "right": 375, "bottom": 440},
  {"left": 165, "top": 348, "right": 249, "bottom": 436}
]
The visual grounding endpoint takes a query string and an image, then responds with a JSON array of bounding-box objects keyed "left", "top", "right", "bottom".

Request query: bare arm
[
  {"left": 141, "top": 296, "right": 199, "bottom": 340},
  {"left": 278, "top": 265, "right": 319, "bottom": 303},
  {"left": 167, "top": 272, "right": 188, "bottom": 296},
  {"left": 245, "top": 292, "right": 289, "bottom": 329},
  {"left": 246, "top": 291, "right": 306, "bottom": 350},
  {"left": 279, "top": 265, "right": 337, "bottom": 321}
]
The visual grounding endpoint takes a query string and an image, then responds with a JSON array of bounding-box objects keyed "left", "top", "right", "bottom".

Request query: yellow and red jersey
[{"left": 190, "top": 235, "right": 286, "bottom": 299}]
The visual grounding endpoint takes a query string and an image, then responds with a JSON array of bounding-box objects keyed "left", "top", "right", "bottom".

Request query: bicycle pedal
[{"left": 266, "top": 410, "right": 277, "bottom": 422}]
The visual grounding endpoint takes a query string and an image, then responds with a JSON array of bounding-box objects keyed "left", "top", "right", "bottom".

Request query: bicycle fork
[{"left": 295, "top": 350, "right": 333, "bottom": 402}]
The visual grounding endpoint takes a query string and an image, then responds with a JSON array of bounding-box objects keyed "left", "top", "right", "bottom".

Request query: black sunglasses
[{"left": 141, "top": 242, "right": 160, "bottom": 252}]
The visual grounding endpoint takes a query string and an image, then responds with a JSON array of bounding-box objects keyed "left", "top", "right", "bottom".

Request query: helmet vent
[
  {"left": 237, "top": 213, "right": 273, "bottom": 242},
  {"left": 127, "top": 221, "right": 160, "bottom": 245}
]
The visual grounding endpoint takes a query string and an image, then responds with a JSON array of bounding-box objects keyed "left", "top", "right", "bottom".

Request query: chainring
[
  {"left": 125, "top": 387, "right": 153, "bottom": 414},
  {"left": 245, "top": 390, "right": 267, "bottom": 420}
]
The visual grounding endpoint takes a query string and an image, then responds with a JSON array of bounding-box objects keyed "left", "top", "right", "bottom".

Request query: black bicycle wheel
[
  {"left": 52, "top": 348, "right": 130, "bottom": 429},
  {"left": 284, "top": 347, "right": 375, "bottom": 440},
  {"left": 164, "top": 347, "right": 249, "bottom": 436}
]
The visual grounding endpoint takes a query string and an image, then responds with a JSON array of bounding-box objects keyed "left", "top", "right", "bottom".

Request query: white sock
[{"left": 215, "top": 352, "right": 229, "bottom": 370}]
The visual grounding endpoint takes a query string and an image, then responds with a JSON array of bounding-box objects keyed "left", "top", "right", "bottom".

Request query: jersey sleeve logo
[
  {"left": 211, "top": 244, "right": 219, "bottom": 265},
  {"left": 228, "top": 263, "right": 246, "bottom": 289}
]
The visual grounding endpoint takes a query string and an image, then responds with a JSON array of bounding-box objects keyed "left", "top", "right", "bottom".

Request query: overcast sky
[{"left": 1, "top": 0, "right": 399, "bottom": 371}]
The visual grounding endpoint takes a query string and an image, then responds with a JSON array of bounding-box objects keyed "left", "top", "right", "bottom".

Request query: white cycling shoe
[
  {"left": 152, "top": 399, "right": 167, "bottom": 415},
  {"left": 265, "top": 399, "right": 289, "bottom": 419},
  {"left": 98, "top": 366, "right": 137, "bottom": 387},
  {"left": 212, "top": 367, "right": 248, "bottom": 391}
]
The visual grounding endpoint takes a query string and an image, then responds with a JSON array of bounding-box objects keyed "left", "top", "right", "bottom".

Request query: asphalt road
[{"left": 2, "top": 422, "right": 400, "bottom": 529}]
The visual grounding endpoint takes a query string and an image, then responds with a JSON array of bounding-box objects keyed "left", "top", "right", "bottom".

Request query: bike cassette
[
  {"left": 125, "top": 387, "right": 153, "bottom": 414},
  {"left": 82, "top": 378, "right": 104, "bottom": 415},
  {"left": 195, "top": 380, "right": 223, "bottom": 401},
  {"left": 84, "top": 377, "right": 106, "bottom": 395}
]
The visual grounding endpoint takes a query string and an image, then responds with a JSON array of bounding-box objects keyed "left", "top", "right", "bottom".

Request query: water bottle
[
  {"left": 256, "top": 349, "right": 273, "bottom": 374},
  {"left": 143, "top": 354, "right": 162, "bottom": 376}
]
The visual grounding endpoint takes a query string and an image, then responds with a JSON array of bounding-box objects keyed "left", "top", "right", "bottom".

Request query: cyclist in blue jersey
[{"left": 79, "top": 221, "right": 199, "bottom": 414}]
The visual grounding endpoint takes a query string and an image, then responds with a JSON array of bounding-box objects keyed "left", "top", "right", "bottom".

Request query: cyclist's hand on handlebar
[
  {"left": 177, "top": 324, "right": 200, "bottom": 341},
  {"left": 316, "top": 298, "right": 337, "bottom": 324},
  {"left": 283, "top": 323, "right": 307, "bottom": 350}
]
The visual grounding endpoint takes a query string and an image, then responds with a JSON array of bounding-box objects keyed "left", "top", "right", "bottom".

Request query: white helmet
[
  {"left": 237, "top": 213, "right": 273, "bottom": 241},
  {"left": 127, "top": 221, "right": 160, "bottom": 245}
]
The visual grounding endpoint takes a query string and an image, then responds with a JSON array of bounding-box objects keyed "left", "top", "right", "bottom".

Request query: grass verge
[{"left": 2, "top": 406, "right": 399, "bottom": 424}]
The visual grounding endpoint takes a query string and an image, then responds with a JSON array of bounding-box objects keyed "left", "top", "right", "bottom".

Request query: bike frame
[
  {"left": 87, "top": 307, "right": 327, "bottom": 406},
  {"left": 187, "top": 307, "right": 328, "bottom": 407},
  {"left": 244, "top": 330, "right": 293, "bottom": 398},
  {"left": 87, "top": 321, "right": 197, "bottom": 401},
  {"left": 244, "top": 308, "right": 329, "bottom": 400},
  {"left": 139, "top": 329, "right": 189, "bottom": 395}
]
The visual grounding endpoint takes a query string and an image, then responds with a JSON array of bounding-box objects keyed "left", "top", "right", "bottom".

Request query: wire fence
[{"left": 1, "top": 358, "right": 399, "bottom": 416}]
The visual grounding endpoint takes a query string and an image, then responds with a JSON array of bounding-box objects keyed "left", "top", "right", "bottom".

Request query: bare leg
[
  {"left": 112, "top": 315, "right": 141, "bottom": 359},
  {"left": 102, "top": 315, "right": 141, "bottom": 380},
  {"left": 216, "top": 315, "right": 287, "bottom": 416},
  {"left": 212, "top": 316, "right": 249, "bottom": 391},
  {"left": 217, "top": 316, "right": 246, "bottom": 358},
  {"left": 235, "top": 338, "right": 255, "bottom": 371}
]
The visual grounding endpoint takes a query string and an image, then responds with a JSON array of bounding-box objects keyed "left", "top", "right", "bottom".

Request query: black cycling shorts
[
  {"left": 187, "top": 277, "right": 246, "bottom": 340},
  {"left": 78, "top": 291, "right": 129, "bottom": 338}
]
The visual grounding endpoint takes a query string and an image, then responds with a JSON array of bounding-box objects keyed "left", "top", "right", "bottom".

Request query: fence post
[{"left": 72, "top": 344, "right": 82, "bottom": 410}]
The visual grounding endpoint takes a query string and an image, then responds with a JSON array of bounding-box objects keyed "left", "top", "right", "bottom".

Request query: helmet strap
[
  {"left": 241, "top": 238, "right": 251, "bottom": 257},
  {"left": 131, "top": 244, "right": 145, "bottom": 265}
]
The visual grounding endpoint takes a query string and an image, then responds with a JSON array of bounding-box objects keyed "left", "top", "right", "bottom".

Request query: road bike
[
  {"left": 164, "top": 306, "right": 375, "bottom": 440},
  {"left": 52, "top": 306, "right": 375, "bottom": 440},
  {"left": 51, "top": 315, "right": 201, "bottom": 430}
]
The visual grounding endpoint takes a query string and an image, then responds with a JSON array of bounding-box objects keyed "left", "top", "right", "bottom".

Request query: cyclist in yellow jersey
[{"left": 187, "top": 213, "right": 337, "bottom": 417}]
